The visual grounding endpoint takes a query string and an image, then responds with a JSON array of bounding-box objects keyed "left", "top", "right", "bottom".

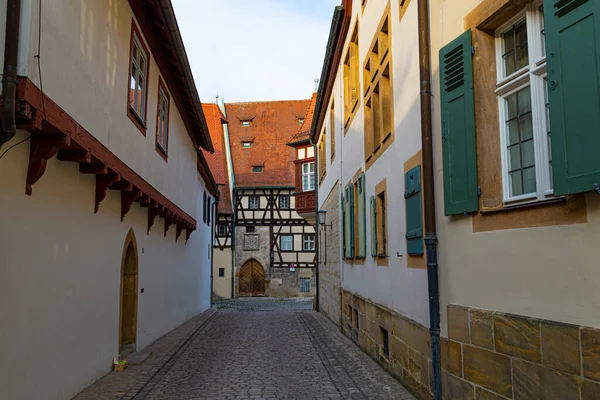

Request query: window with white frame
[
  {"left": 157, "top": 85, "right": 169, "bottom": 153},
  {"left": 217, "top": 224, "right": 227, "bottom": 236},
  {"left": 279, "top": 195, "right": 290, "bottom": 209},
  {"left": 303, "top": 234, "right": 315, "bottom": 251},
  {"left": 302, "top": 162, "right": 315, "bottom": 192},
  {"left": 280, "top": 235, "right": 293, "bottom": 251},
  {"left": 129, "top": 32, "right": 148, "bottom": 121},
  {"left": 495, "top": 3, "right": 550, "bottom": 203},
  {"left": 248, "top": 195, "right": 260, "bottom": 209}
]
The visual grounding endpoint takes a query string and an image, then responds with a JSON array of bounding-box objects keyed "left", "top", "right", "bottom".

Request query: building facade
[
  {"left": 226, "top": 99, "right": 318, "bottom": 297},
  {"left": 0, "top": 1, "right": 217, "bottom": 399},
  {"left": 313, "top": 0, "right": 600, "bottom": 399}
]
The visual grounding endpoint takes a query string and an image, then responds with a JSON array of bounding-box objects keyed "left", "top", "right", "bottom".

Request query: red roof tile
[
  {"left": 288, "top": 93, "right": 317, "bottom": 146},
  {"left": 201, "top": 103, "right": 233, "bottom": 214},
  {"left": 226, "top": 99, "right": 310, "bottom": 187}
]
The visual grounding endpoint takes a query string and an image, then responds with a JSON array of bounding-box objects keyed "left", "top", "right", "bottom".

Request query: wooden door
[
  {"left": 120, "top": 240, "right": 138, "bottom": 354},
  {"left": 239, "top": 260, "right": 265, "bottom": 297}
]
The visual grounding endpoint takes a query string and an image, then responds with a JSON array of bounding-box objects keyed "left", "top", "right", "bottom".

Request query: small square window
[
  {"left": 353, "top": 308, "right": 359, "bottom": 330},
  {"left": 242, "top": 142, "right": 252, "bottom": 148},
  {"left": 303, "top": 234, "right": 315, "bottom": 251},
  {"left": 300, "top": 278, "right": 310, "bottom": 292},
  {"left": 217, "top": 224, "right": 227, "bottom": 236},
  {"left": 248, "top": 196, "right": 260, "bottom": 209},
  {"left": 241, "top": 121, "right": 251, "bottom": 127},
  {"left": 380, "top": 327, "right": 389, "bottom": 359},
  {"left": 218, "top": 268, "right": 225, "bottom": 277},
  {"left": 279, "top": 195, "right": 290, "bottom": 209},
  {"left": 246, "top": 226, "right": 255, "bottom": 233},
  {"left": 298, "top": 118, "right": 304, "bottom": 126},
  {"left": 280, "top": 235, "right": 293, "bottom": 251},
  {"left": 252, "top": 166, "right": 263, "bottom": 173}
]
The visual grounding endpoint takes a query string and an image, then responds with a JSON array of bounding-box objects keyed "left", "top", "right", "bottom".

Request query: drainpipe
[
  {"left": 1, "top": 0, "right": 21, "bottom": 150},
  {"left": 231, "top": 189, "right": 237, "bottom": 299},
  {"left": 311, "top": 139, "right": 320, "bottom": 312},
  {"left": 418, "top": 0, "right": 441, "bottom": 398},
  {"left": 210, "top": 198, "right": 217, "bottom": 308}
]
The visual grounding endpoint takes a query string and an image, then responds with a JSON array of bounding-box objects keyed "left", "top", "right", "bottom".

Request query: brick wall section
[
  {"left": 443, "top": 304, "right": 600, "bottom": 399},
  {"left": 318, "top": 185, "right": 342, "bottom": 325},
  {"left": 341, "top": 289, "right": 434, "bottom": 399}
]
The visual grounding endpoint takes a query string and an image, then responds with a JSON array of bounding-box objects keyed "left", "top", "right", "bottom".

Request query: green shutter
[
  {"left": 545, "top": 0, "right": 600, "bottom": 195},
  {"left": 344, "top": 185, "right": 352, "bottom": 259},
  {"left": 342, "top": 189, "right": 347, "bottom": 258},
  {"left": 370, "top": 195, "right": 377, "bottom": 257},
  {"left": 349, "top": 184, "right": 355, "bottom": 257},
  {"left": 439, "top": 29, "right": 478, "bottom": 216},
  {"left": 357, "top": 173, "right": 366, "bottom": 258},
  {"left": 405, "top": 165, "right": 424, "bottom": 255}
]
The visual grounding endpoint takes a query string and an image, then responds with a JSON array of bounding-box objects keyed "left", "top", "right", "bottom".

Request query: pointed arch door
[{"left": 239, "top": 259, "right": 265, "bottom": 297}]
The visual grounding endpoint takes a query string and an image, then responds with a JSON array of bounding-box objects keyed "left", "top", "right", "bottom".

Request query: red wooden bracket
[
  {"left": 95, "top": 173, "right": 119, "bottom": 213},
  {"left": 25, "top": 134, "right": 71, "bottom": 195},
  {"left": 80, "top": 163, "right": 108, "bottom": 175},
  {"left": 147, "top": 206, "right": 160, "bottom": 235},
  {"left": 57, "top": 149, "right": 91, "bottom": 163},
  {"left": 164, "top": 215, "right": 173, "bottom": 237},
  {"left": 185, "top": 227, "right": 193, "bottom": 243},
  {"left": 176, "top": 221, "right": 183, "bottom": 242},
  {"left": 121, "top": 188, "right": 141, "bottom": 222}
]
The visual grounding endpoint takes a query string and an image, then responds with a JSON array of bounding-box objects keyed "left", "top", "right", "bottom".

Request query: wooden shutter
[
  {"left": 357, "top": 173, "right": 366, "bottom": 257},
  {"left": 439, "top": 29, "right": 478, "bottom": 216},
  {"left": 370, "top": 195, "right": 377, "bottom": 257},
  {"left": 544, "top": 0, "right": 600, "bottom": 195},
  {"left": 405, "top": 165, "right": 424, "bottom": 255},
  {"left": 341, "top": 189, "right": 347, "bottom": 258},
  {"left": 348, "top": 184, "right": 355, "bottom": 257},
  {"left": 344, "top": 185, "right": 352, "bottom": 259}
]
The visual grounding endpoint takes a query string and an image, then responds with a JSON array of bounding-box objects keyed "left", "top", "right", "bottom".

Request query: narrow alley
[{"left": 75, "top": 299, "right": 416, "bottom": 400}]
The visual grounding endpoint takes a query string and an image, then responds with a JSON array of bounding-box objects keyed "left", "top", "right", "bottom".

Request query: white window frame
[
  {"left": 302, "top": 162, "right": 315, "bottom": 192},
  {"left": 248, "top": 196, "right": 260, "bottom": 209},
  {"left": 303, "top": 234, "right": 315, "bottom": 251},
  {"left": 217, "top": 224, "right": 227, "bottom": 236},
  {"left": 130, "top": 33, "right": 148, "bottom": 121},
  {"left": 280, "top": 235, "right": 293, "bottom": 251},
  {"left": 157, "top": 86, "right": 169, "bottom": 152},
  {"left": 279, "top": 195, "right": 290, "bottom": 209},
  {"left": 495, "top": 3, "right": 551, "bottom": 204},
  {"left": 242, "top": 141, "right": 252, "bottom": 148}
]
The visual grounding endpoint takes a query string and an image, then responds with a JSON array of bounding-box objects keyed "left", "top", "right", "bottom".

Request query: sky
[{"left": 172, "top": 0, "right": 340, "bottom": 103}]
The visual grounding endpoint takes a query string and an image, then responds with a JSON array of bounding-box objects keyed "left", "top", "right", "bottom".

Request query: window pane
[
  {"left": 510, "top": 171, "right": 523, "bottom": 196},
  {"left": 544, "top": 78, "right": 552, "bottom": 189},
  {"left": 522, "top": 140, "right": 535, "bottom": 168},
  {"left": 508, "top": 145, "right": 521, "bottom": 170},
  {"left": 502, "top": 20, "right": 528, "bottom": 76},
  {"left": 540, "top": 5, "right": 546, "bottom": 57},
  {"left": 518, "top": 86, "right": 531, "bottom": 114},
  {"left": 523, "top": 167, "right": 537, "bottom": 193},
  {"left": 507, "top": 92, "right": 518, "bottom": 119},
  {"left": 502, "top": 29, "right": 516, "bottom": 75},
  {"left": 515, "top": 21, "right": 529, "bottom": 70},
  {"left": 298, "top": 148, "right": 305, "bottom": 159},
  {"left": 507, "top": 118, "right": 519, "bottom": 145},
  {"left": 307, "top": 147, "right": 314, "bottom": 158},
  {"left": 520, "top": 114, "right": 533, "bottom": 140}
]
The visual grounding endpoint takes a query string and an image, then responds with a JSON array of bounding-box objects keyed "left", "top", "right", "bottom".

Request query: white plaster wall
[
  {"left": 10, "top": 0, "right": 198, "bottom": 216},
  {"left": 429, "top": 0, "right": 600, "bottom": 331},
  {"left": 213, "top": 248, "right": 233, "bottom": 298},
  {"left": 0, "top": 132, "right": 211, "bottom": 400},
  {"left": 318, "top": 0, "right": 430, "bottom": 327}
]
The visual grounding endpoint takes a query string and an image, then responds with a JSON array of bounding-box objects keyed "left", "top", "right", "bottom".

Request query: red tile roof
[
  {"left": 201, "top": 103, "right": 233, "bottom": 214},
  {"left": 226, "top": 99, "right": 311, "bottom": 187},
  {"left": 288, "top": 93, "right": 317, "bottom": 146}
]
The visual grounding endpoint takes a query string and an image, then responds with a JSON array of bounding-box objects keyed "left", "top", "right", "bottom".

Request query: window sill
[
  {"left": 128, "top": 106, "right": 147, "bottom": 136},
  {"left": 479, "top": 197, "right": 565, "bottom": 215},
  {"left": 155, "top": 143, "right": 168, "bottom": 162}
]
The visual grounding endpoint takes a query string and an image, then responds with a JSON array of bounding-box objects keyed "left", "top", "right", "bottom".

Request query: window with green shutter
[
  {"left": 544, "top": 0, "right": 600, "bottom": 195},
  {"left": 405, "top": 165, "right": 423, "bottom": 255},
  {"left": 439, "top": 29, "right": 478, "bottom": 216},
  {"left": 357, "top": 172, "right": 366, "bottom": 258},
  {"left": 370, "top": 195, "right": 377, "bottom": 257},
  {"left": 348, "top": 184, "right": 355, "bottom": 257}
]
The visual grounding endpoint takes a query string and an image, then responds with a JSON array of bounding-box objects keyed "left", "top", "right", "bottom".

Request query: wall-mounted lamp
[{"left": 317, "top": 210, "right": 332, "bottom": 229}]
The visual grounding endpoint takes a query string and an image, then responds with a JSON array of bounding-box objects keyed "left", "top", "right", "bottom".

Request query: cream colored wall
[
  {"left": 15, "top": 0, "right": 198, "bottom": 216},
  {"left": 318, "top": 0, "right": 430, "bottom": 326},
  {"left": 0, "top": 132, "right": 212, "bottom": 400},
  {"left": 429, "top": 0, "right": 600, "bottom": 331},
  {"left": 213, "top": 248, "right": 233, "bottom": 298}
]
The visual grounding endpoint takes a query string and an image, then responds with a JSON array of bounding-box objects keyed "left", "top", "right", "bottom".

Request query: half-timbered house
[{"left": 225, "top": 99, "right": 317, "bottom": 297}]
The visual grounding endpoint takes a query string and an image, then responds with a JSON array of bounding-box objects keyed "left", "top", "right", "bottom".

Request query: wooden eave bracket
[
  {"left": 175, "top": 220, "right": 183, "bottom": 242},
  {"left": 121, "top": 188, "right": 142, "bottom": 222},
  {"left": 95, "top": 173, "right": 119, "bottom": 213},
  {"left": 147, "top": 206, "right": 160, "bottom": 235},
  {"left": 164, "top": 213, "right": 174, "bottom": 237},
  {"left": 185, "top": 227, "right": 193, "bottom": 243},
  {"left": 25, "top": 134, "right": 71, "bottom": 195}
]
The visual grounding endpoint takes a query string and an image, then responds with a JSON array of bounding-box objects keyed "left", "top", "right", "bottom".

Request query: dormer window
[
  {"left": 252, "top": 166, "right": 263, "bottom": 173},
  {"left": 242, "top": 142, "right": 252, "bottom": 148},
  {"left": 241, "top": 120, "right": 251, "bottom": 127},
  {"left": 298, "top": 118, "right": 304, "bottom": 126}
]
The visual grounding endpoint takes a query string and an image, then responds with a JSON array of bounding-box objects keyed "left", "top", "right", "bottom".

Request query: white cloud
[{"left": 172, "top": 0, "right": 339, "bottom": 103}]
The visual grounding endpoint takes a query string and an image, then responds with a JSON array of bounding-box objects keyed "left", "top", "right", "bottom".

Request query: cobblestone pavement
[
  {"left": 214, "top": 296, "right": 314, "bottom": 311},
  {"left": 74, "top": 299, "right": 416, "bottom": 400}
]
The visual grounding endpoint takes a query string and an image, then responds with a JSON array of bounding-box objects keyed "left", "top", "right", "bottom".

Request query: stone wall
[
  {"left": 269, "top": 268, "right": 315, "bottom": 298},
  {"left": 318, "top": 186, "right": 342, "bottom": 325},
  {"left": 341, "top": 289, "right": 433, "bottom": 399},
  {"left": 442, "top": 304, "right": 600, "bottom": 399}
]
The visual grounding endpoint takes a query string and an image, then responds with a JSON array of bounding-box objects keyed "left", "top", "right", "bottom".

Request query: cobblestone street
[{"left": 75, "top": 299, "right": 415, "bottom": 400}]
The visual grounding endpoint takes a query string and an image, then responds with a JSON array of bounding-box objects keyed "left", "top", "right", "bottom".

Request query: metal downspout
[
  {"left": 311, "top": 139, "right": 320, "bottom": 312},
  {"left": 210, "top": 199, "right": 217, "bottom": 309},
  {"left": 418, "top": 0, "right": 442, "bottom": 398},
  {"left": 1, "top": 0, "right": 21, "bottom": 149},
  {"left": 231, "top": 189, "right": 237, "bottom": 299}
]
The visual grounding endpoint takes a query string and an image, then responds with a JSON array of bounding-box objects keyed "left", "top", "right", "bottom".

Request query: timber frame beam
[{"left": 10, "top": 77, "right": 196, "bottom": 241}]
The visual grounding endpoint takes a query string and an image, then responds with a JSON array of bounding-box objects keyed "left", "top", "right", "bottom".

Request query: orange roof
[
  {"left": 226, "top": 99, "right": 310, "bottom": 188},
  {"left": 201, "top": 103, "right": 232, "bottom": 214},
  {"left": 288, "top": 93, "right": 317, "bottom": 146}
]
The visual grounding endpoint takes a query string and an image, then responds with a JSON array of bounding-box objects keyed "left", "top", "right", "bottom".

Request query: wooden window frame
[
  {"left": 127, "top": 20, "right": 150, "bottom": 136},
  {"left": 495, "top": 4, "right": 551, "bottom": 204},
  {"left": 330, "top": 99, "right": 336, "bottom": 161},
  {"left": 155, "top": 76, "right": 170, "bottom": 162},
  {"left": 302, "top": 234, "right": 315, "bottom": 251},
  {"left": 248, "top": 195, "right": 260, "bottom": 210},
  {"left": 343, "top": 23, "right": 360, "bottom": 134},
  {"left": 363, "top": 5, "right": 395, "bottom": 170},
  {"left": 319, "top": 131, "right": 327, "bottom": 185},
  {"left": 217, "top": 224, "right": 227, "bottom": 236},
  {"left": 399, "top": 0, "right": 411, "bottom": 22},
  {"left": 375, "top": 179, "right": 387, "bottom": 258},
  {"left": 279, "top": 195, "right": 290, "bottom": 209},
  {"left": 280, "top": 234, "right": 294, "bottom": 252},
  {"left": 302, "top": 161, "right": 315, "bottom": 192}
]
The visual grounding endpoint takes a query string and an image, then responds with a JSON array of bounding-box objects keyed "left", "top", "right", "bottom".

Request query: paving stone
[{"left": 74, "top": 298, "right": 415, "bottom": 400}]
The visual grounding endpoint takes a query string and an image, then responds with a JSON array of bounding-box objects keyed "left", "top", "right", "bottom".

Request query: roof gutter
[
  {"left": 309, "top": 3, "right": 348, "bottom": 143},
  {"left": 158, "top": 0, "right": 213, "bottom": 153},
  {"left": 418, "top": 0, "right": 441, "bottom": 398},
  {"left": 0, "top": 0, "right": 21, "bottom": 150}
]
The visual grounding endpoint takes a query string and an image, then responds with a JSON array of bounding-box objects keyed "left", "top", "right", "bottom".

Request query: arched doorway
[
  {"left": 239, "top": 259, "right": 265, "bottom": 297},
  {"left": 119, "top": 229, "right": 138, "bottom": 357}
]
